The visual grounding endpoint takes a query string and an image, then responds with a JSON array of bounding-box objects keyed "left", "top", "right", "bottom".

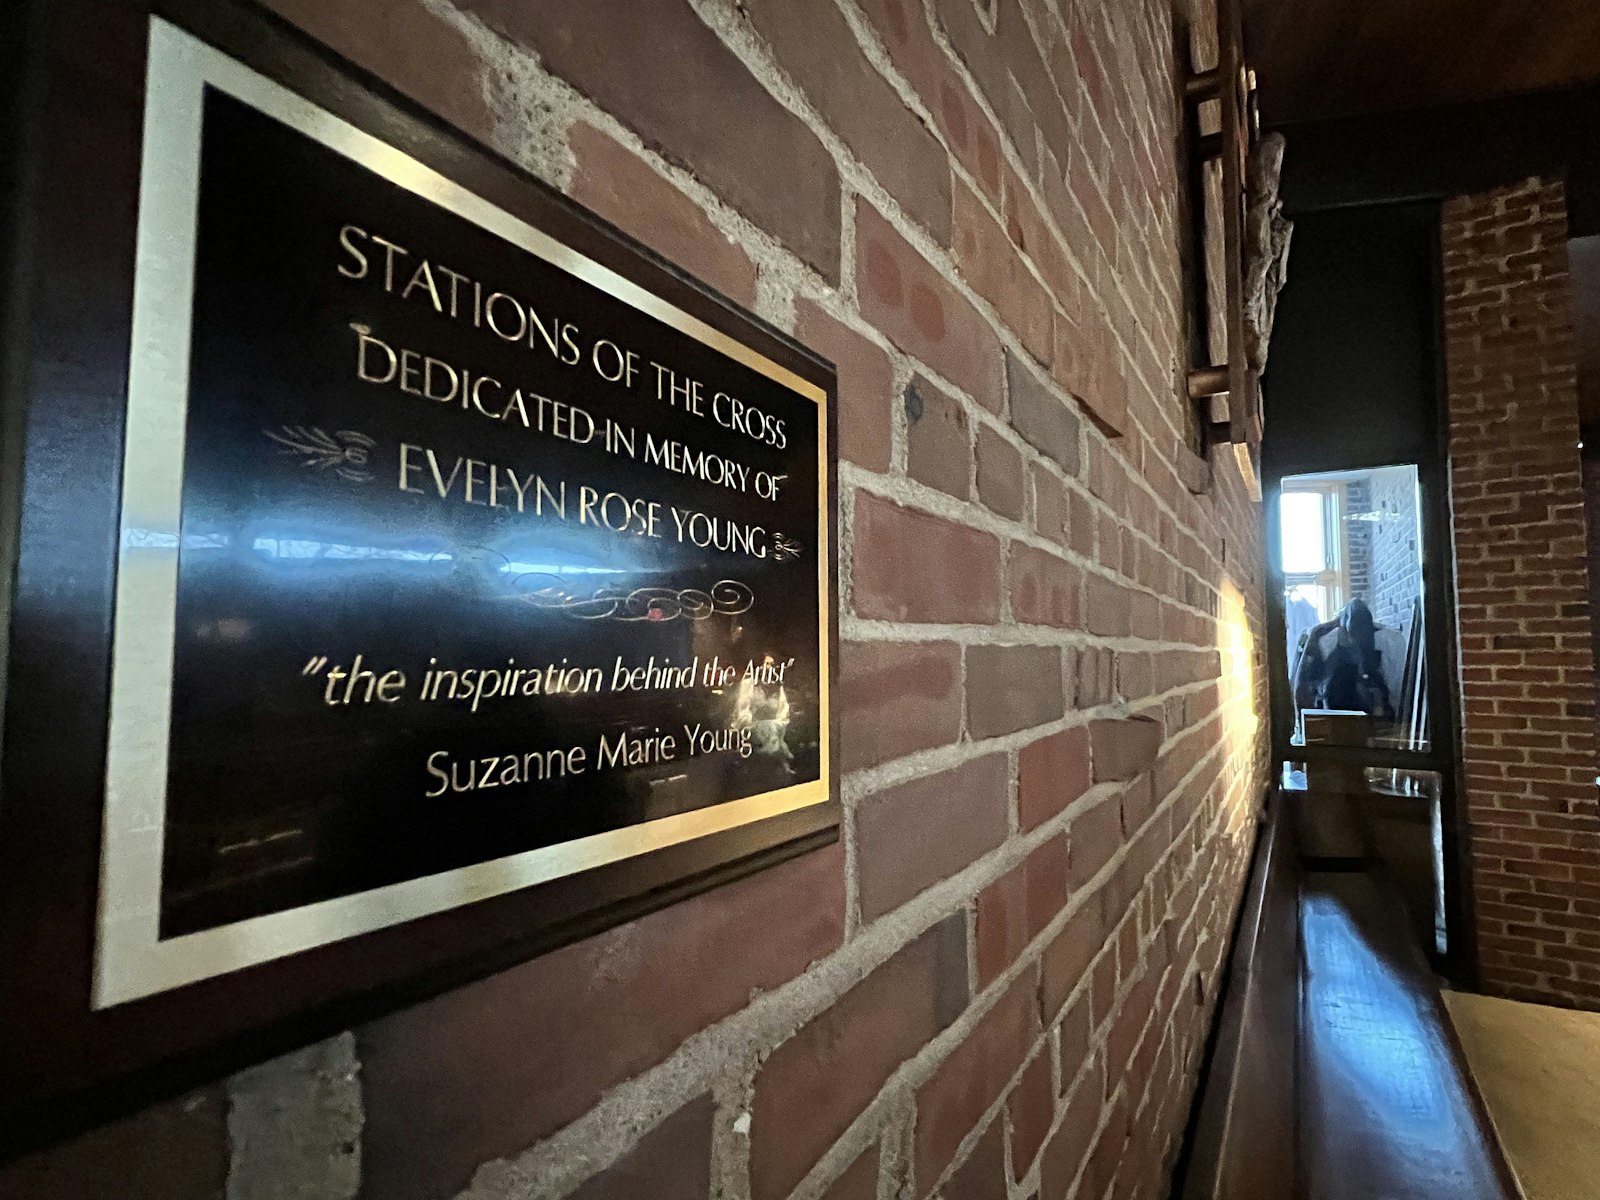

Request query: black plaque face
[{"left": 91, "top": 18, "right": 833, "bottom": 1008}]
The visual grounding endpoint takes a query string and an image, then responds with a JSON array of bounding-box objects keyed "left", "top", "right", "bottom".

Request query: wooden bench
[{"left": 1176, "top": 791, "right": 1519, "bottom": 1200}]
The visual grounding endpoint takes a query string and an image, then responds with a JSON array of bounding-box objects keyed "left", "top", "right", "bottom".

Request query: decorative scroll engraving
[
  {"left": 770, "top": 533, "right": 803, "bottom": 563},
  {"left": 263, "top": 425, "right": 375, "bottom": 482},
  {"left": 513, "top": 577, "right": 756, "bottom": 622}
]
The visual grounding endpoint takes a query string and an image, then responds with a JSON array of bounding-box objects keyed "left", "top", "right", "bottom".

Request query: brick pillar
[{"left": 1443, "top": 176, "right": 1600, "bottom": 1007}]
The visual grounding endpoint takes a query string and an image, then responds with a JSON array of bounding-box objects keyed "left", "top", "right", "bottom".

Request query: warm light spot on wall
[{"left": 1217, "top": 575, "right": 1260, "bottom": 829}]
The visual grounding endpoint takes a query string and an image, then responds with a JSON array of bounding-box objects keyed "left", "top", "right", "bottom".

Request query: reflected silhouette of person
[{"left": 1292, "top": 598, "right": 1396, "bottom": 722}]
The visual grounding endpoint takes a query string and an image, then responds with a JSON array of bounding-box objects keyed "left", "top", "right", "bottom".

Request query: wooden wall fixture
[{"left": 1183, "top": 0, "right": 1291, "bottom": 500}]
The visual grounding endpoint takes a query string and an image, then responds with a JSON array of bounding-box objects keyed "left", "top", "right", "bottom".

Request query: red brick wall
[
  {"left": 1443, "top": 177, "right": 1600, "bottom": 1008},
  {"left": 0, "top": 1, "right": 1269, "bottom": 1196}
]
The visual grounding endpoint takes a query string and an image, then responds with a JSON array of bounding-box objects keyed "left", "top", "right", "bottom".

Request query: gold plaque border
[{"left": 95, "top": 18, "right": 833, "bottom": 1010}]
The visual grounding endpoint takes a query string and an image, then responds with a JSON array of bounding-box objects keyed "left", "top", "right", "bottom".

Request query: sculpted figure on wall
[{"left": 1244, "top": 131, "right": 1292, "bottom": 372}]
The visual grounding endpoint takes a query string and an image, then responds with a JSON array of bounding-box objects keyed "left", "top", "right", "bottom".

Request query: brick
[
  {"left": 1128, "top": 589, "right": 1161, "bottom": 640},
  {"left": 854, "top": 0, "right": 940, "bottom": 101},
  {"left": 1069, "top": 490, "right": 1096, "bottom": 558},
  {"left": 935, "top": 71, "right": 1005, "bottom": 203},
  {"left": 966, "top": 643, "right": 1065, "bottom": 738},
  {"left": 915, "top": 972, "right": 1041, "bottom": 1190},
  {"left": 1081, "top": 1095, "right": 1130, "bottom": 1200},
  {"left": 0, "top": 1087, "right": 226, "bottom": 1200},
  {"left": 988, "top": 0, "right": 1072, "bottom": 163},
  {"left": 1069, "top": 21, "right": 1111, "bottom": 130},
  {"left": 838, "top": 639, "right": 962, "bottom": 771},
  {"left": 942, "top": 1115, "right": 1005, "bottom": 1200},
  {"left": 857, "top": 199, "right": 1003, "bottom": 411},
  {"left": 568, "top": 1095, "right": 713, "bottom": 1200},
  {"left": 1177, "top": 446, "right": 1212, "bottom": 495},
  {"left": 1089, "top": 717, "right": 1163, "bottom": 782},
  {"left": 1040, "top": 1072, "right": 1102, "bottom": 1200},
  {"left": 932, "top": 0, "right": 1039, "bottom": 175},
  {"left": 751, "top": 915, "right": 968, "bottom": 1200},
  {"left": 1004, "top": 162, "right": 1079, "bottom": 309},
  {"left": 465, "top": 0, "right": 841, "bottom": 278},
  {"left": 1008, "top": 351, "right": 1082, "bottom": 475},
  {"left": 952, "top": 182, "right": 1053, "bottom": 363},
  {"left": 1086, "top": 442, "right": 1127, "bottom": 510},
  {"left": 1068, "top": 797, "right": 1126, "bottom": 890},
  {"left": 820, "top": 1145, "right": 879, "bottom": 1200},
  {"left": 1041, "top": 902, "right": 1102, "bottom": 1022},
  {"left": 746, "top": 0, "right": 951, "bottom": 242},
  {"left": 1018, "top": 725, "right": 1092, "bottom": 832},
  {"left": 795, "top": 300, "right": 895, "bottom": 473},
  {"left": 1104, "top": 971, "right": 1157, "bottom": 1082},
  {"left": 1009, "top": 543, "right": 1082, "bottom": 630},
  {"left": 1008, "top": 1049, "right": 1055, "bottom": 1179},
  {"left": 1084, "top": 573, "right": 1132, "bottom": 637},
  {"left": 1076, "top": 327, "right": 1130, "bottom": 437},
  {"left": 856, "top": 0, "right": 1003, "bottom": 201},
  {"left": 1033, "top": 465, "right": 1071, "bottom": 546},
  {"left": 1123, "top": 773, "right": 1163, "bottom": 841},
  {"left": 359, "top": 843, "right": 844, "bottom": 1200},
  {"left": 976, "top": 425, "right": 1025, "bottom": 519},
  {"left": 259, "top": 0, "right": 492, "bottom": 142},
  {"left": 906, "top": 375, "right": 972, "bottom": 499},
  {"left": 853, "top": 492, "right": 1001, "bottom": 623},
  {"left": 1065, "top": 986, "right": 1101, "bottom": 1082},
  {"left": 856, "top": 756, "right": 1010, "bottom": 921},
  {"left": 975, "top": 835, "right": 1070, "bottom": 985},
  {"left": 569, "top": 123, "right": 758, "bottom": 308},
  {"left": 1051, "top": 308, "right": 1090, "bottom": 402}
]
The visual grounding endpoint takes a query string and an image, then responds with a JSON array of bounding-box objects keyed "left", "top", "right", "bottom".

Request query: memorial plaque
[{"left": 0, "top": 0, "right": 836, "bottom": 1142}]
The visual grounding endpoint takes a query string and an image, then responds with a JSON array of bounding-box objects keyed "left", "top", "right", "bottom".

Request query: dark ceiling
[{"left": 1244, "top": 0, "right": 1600, "bottom": 126}]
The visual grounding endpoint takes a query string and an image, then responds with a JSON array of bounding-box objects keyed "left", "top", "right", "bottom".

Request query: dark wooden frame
[{"left": 0, "top": 0, "right": 841, "bottom": 1157}]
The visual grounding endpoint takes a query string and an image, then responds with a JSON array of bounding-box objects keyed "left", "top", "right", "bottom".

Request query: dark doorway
[{"left": 1263, "top": 201, "right": 1469, "bottom": 975}]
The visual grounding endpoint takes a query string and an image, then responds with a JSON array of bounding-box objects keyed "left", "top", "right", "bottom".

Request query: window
[
  {"left": 1279, "top": 466, "right": 1429, "bottom": 751},
  {"left": 1280, "top": 483, "right": 1343, "bottom": 620}
]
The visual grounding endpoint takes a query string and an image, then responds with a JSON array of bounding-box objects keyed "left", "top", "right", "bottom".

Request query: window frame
[{"left": 1280, "top": 480, "right": 1346, "bottom": 619}]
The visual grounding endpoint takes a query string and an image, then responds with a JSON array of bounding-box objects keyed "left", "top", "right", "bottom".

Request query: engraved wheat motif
[
  {"left": 263, "top": 425, "right": 376, "bottom": 483},
  {"left": 770, "top": 532, "right": 803, "bottom": 562}
]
